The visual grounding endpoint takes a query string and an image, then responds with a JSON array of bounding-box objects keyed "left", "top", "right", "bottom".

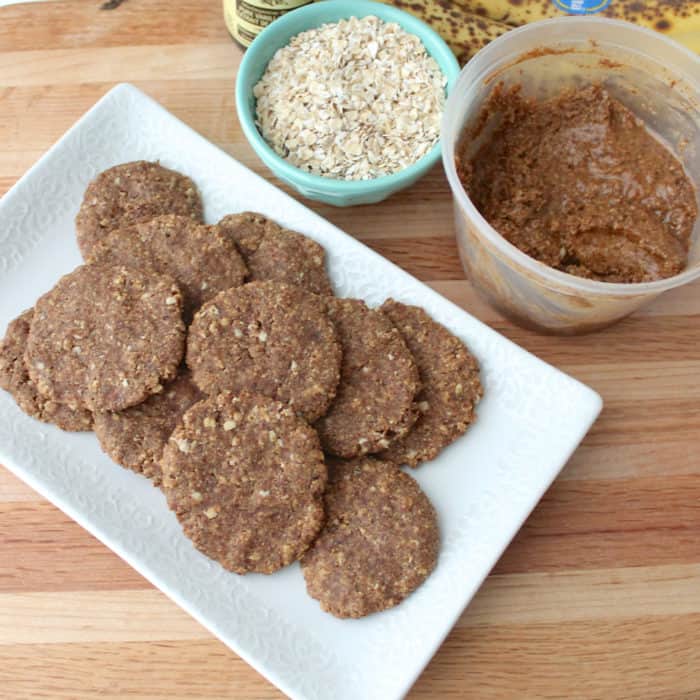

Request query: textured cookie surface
[
  {"left": 315, "top": 298, "right": 420, "bottom": 458},
  {"left": 187, "top": 281, "right": 341, "bottom": 423},
  {"left": 94, "top": 370, "right": 203, "bottom": 485},
  {"left": 76, "top": 161, "right": 203, "bottom": 259},
  {"left": 161, "top": 391, "right": 327, "bottom": 574},
  {"left": 26, "top": 263, "right": 185, "bottom": 412},
  {"left": 301, "top": 457, "right": 439, "bottom": 618},
  {"left": 378, "top": 300, "right": 482, "bottom": 467},
  {"left": 0, "top": 310, "right": 93, "bottom": 431},
  {"left": 87, "top": 214, "right": 248, "bottom": 315},
  {"left": 217, "top": 211, "right": 282, "bottom": 257},
  {"left": 218, "top": 212, "right": 333, "bottom": 295}
]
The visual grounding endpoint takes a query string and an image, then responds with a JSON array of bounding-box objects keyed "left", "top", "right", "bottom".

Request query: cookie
[
  {"left": 94, "top": 369, "right": 203, "bottom": 485},
  {"left": 218, "top": 212, "right": 333, "bottom": 295},
  {"left": 187, "top": 281, "right": 341, "bottom": 423},
  {"left": 76, "top": 161, "right": 203, "bottom": 259},
  {"left": 217, "top": 211, "right": 281, "bottom": 257},
  {"left": 86, "top": 214, "right": 248, "bottom": 316},
  {"left": 161, "top": 391, "right": 327, "bottom": 574},
  {"left": 378, "top": 300, "right": 482, "bottom": 467},
  {"left": 301, "top": 457, "right": 439, "bottom": 618},
  {"left": 315, "top": 298, "right": 420, "bottom": 458},
  {"left": 27, "top": 263, "right": 186, "bottom": 412},
  {"left": 0, "top": 310, "right": 93, "bottom": 431}
]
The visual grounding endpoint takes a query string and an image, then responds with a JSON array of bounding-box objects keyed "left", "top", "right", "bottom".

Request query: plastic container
[
  {"left": 235, "top": 0, "right": 460, "bottom": 207},
  {"left": 442, "top": 17, "right": 700, "bottom": 334}
]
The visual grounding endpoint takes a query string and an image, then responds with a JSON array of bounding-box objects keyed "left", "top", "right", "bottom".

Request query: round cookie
[
  {"left": 187, "top": 281, "right": 341, "bottom": 423},
  {"left": 378, "top": 300, "right": 483, "bottom": 468},
  {"left": 161, "top": 391, "right": 327, "bottom": 574},
  {"left": 76, "top": 161, "right": 203, "bottom": 259},
  {"left": 301, "top": 457, "right": 439, "bottom": 618},
  {"left": 0, "top": 310, "right": 93, "bottom": 431},
  {"left": 27, "top": 263, "right": 186, "bottom": 413},
  {"left": 248, "top": 228, "right": 333, "bottom": 296},
  {"left": 315, "top": 298, "right": 420, "bottom": 458},
  {"left": 94, "top": 370, "right": 203, "bottom": 485},
  {"left": 218, "top": 212, "right": 333, "bottom": 296},
  {"left": 217, "top": 211, "right": 281, "bottom": 257},
  {"left": 86, "top": 214, "right": 248, "bottom": 316}
]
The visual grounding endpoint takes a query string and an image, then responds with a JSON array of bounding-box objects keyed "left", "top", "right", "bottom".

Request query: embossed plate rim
[{"left": 0, "top": 83, "right": 602, "bottom": 700}]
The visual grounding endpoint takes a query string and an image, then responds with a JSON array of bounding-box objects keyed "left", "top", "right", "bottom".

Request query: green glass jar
[{"left": 223, "top": 0, "right": 315, "bottom": 47}]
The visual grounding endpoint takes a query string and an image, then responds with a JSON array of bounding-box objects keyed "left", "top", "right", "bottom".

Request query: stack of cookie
[{"left": 0, "top": 161, "right": 482, "bottom": 618}]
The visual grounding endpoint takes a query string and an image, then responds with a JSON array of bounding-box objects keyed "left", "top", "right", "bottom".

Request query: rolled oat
[{"left": 253, "top": 15, "right": 446, "bottom": 180}]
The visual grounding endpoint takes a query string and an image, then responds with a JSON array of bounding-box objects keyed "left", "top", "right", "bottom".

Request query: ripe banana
[
  {"left": 447, "top": 0, "right": 700, "bottom": 35},
  {"left": 376, "top": 0, "right": 513, "bottom": 64},
  {"left": 380, "top": 0, "right": 700, "bottom": 63}
]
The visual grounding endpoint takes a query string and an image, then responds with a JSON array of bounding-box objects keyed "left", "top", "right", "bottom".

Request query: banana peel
[
  {"left": 376, "top": 0, "right": 513, "bottom": 63},
  {"left": 447, "top": 0, "right": 700, "bottom": 34},
  {"left": 378, "top": 0, "right": 700, "bottom": 64}
]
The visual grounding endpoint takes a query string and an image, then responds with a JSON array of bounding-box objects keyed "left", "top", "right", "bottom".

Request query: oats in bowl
[{"left": 252, "top": 15, "right": 446, "bottom": 181}]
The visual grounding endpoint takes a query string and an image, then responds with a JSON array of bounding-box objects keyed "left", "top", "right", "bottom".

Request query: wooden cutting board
[{"left": 1, "top": 1, "right": 699, "bottom": 698}]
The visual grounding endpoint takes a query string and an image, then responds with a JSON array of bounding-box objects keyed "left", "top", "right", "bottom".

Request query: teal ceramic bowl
[{"left": 235, "top": 0, "right": 460, "bottom": 207}]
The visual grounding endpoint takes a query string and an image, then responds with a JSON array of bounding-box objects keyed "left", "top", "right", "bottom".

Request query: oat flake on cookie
[{"left": 253, "top": 15, "right": 446, "bottom": 180}]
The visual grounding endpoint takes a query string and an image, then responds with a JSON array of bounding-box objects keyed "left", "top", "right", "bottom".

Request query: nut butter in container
[
  {"left": 441, "top": 17, "right": 700, "bottom": 335},
  {"left": 224, "top": 0, "right": 314, "bottom": 48}
]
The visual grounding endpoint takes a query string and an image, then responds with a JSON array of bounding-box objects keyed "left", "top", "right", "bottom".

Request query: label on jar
[
  {"left": 551, "top": 0, "right": 611, "bottom": 13},
  {"left": 223, "top": 0, "right": 314, "bottom": 47}
]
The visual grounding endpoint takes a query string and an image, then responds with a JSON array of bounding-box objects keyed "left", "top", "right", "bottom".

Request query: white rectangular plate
[{"left": 0, "top": 84, "right": 602, "bottom": 700}]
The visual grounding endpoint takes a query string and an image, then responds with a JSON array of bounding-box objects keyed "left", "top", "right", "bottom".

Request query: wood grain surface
[{"left": 1, "top": 2, "right": 699, "bottom": 698}]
